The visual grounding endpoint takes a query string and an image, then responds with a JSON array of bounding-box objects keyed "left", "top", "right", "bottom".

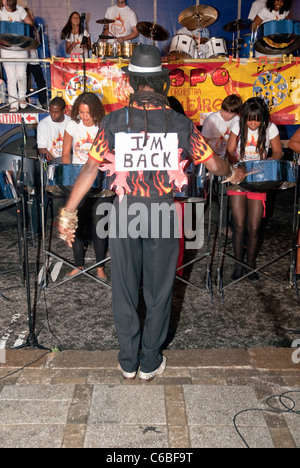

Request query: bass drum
[{"left": 168, "top": 34, "right": 195, "bottom": 60}]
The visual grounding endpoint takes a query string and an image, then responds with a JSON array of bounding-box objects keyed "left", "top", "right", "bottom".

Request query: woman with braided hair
[{"left": 58, "top": 45, "right": 244, "bottom": 381}]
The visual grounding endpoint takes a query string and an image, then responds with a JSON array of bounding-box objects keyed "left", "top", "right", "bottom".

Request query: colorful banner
[{"left": 51, "top": 57, "right": 300, "bottom": 125}]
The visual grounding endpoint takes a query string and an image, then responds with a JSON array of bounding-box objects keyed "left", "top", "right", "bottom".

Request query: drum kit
[{"left": 168, "top": 4, "right": 300, "bottom": 60}]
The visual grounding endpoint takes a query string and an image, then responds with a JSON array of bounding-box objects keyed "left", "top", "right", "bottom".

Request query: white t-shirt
[
  {"left": 37, "top": 115, "right": 71, "bottom": 159},
  {"left": 202, "top": 111, "right": 240, "bottom": 158},
  {"left": 0, "top": 5, "right": 27, "bottom": 22},
  {"left": 248, "top": 0, "right": 267, "bottom": 21},
  {"left": 66, "top": 29, "right": 90, "bottom": 58},
  {"left": 105, "top": 5, "right": 137, "bottom": 41},
  {"left": 65, "top": 119, "right": 98, "bottom": 164},
  {"left": 231, "top": 121, "right": 279, "bottom": 161},
  {"left": 257, "top": 6, "right": 289, "bottom": 23}
]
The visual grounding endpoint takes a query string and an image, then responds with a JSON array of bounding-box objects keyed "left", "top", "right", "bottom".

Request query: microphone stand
[
  {"left": 14, "top": 118, "right": 49, "bottom": 351},
  {"left": 80, "top": 13, "right": 87, "bottom": 93}
]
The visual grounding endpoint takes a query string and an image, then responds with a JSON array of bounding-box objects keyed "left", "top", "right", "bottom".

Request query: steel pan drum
[
  {"left": 174, "top": 163, "right": 208, "bottom": 202},
  {"left": 255, "top": 20, "right": 300, "bottom": 55},
  {"left": 46, "top": 164, "right": 108, "bottom": 197},
  {"left": 238, "top": 160, "right": 297, "bottom": 192},
  {"left": 0, "top": 21, "right": 39, "bottom": 51}
]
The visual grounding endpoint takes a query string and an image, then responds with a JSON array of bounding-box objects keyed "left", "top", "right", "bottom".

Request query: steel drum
[
  {"left": 0, "top": 170, "right": 19, "bottom": 209},
  {"left": 238, "top": 160, "right": 297, "bottom": 193},
  {"left": 174, "top": 163, "right": 208, "bottom": 202},
  {"left": 255, "top": 20, "right": 300, "bottom": 55},
  {"left": 0, "top": 21, "right": 39, "bottom": 51},
  {"left": 46, "top": 164, "right": 109, "bottom": 197}
]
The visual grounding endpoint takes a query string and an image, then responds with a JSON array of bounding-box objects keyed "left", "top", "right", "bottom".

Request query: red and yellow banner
[{"left": 51, "top": 57, "right": 300, "bottom": 125}]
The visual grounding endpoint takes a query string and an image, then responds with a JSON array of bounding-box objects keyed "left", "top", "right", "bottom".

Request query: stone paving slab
[{"left": 0, "top": 348, "right": 299, "bottom": 448}]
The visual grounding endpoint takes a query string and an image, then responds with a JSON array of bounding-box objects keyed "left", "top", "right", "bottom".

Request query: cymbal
[
  {"left": 223, "top": 19, "right": 251, "bottom": 32},
  {"left": 137, "top": 22, "right": 170, "bottom": 41},
  {"left": 96, "top": 18, "right": 115, "bottom": 24},
  {"left": 179, "top": 5, "right": 218, "bottom": 30}
]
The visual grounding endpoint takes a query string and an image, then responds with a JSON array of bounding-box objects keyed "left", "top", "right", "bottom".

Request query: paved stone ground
[{"left": 0, "top": 348, "right": 299, "bottom": 448}]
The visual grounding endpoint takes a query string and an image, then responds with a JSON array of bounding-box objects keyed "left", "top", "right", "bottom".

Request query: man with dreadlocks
[{"left": 58, "top": 45, "right": 243, "bottom": 381}]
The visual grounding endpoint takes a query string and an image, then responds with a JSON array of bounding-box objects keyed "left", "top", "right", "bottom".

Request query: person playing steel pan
[
  {"left": 62, "top": 92, "right": 111, "bottom": 282},
  {"left": 37, "top": 97, "right": 71, "bottom": 163},
  {"left": 226, "top": 97, "right": 283, "bottom": 282}
]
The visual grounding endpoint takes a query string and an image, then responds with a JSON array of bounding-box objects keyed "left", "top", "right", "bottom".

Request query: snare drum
[
  {"left": 169, "top": 34, "right": 196, "bottom": 60},
  {"left": 46, "top": 164, "right": 108, "bottom": 197},
  {"left": 0, "top": 170, "right": 18, "bottom": 209},
  {"left": 204, "top": 37, "right": 228, "bottom": 58},
  {"left": 174, "top": 164, "right": 208, "bottom": 202}
]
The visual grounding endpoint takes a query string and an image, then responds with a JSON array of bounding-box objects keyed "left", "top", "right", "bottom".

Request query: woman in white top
[
  {"left": 252, "top": 0, "right": 291, "bottom": 30},
  {"left": 226, "top": 97, "right": 282, "bottom": 281},
  {"left": 0, "top": 0, "right": 34, "bottom": 112},
  {"left": 61, "top": 11, "right": 91, "bottom": 58},
  {"left": 62, "top": 92, "right": 110, "bottom": 281}
]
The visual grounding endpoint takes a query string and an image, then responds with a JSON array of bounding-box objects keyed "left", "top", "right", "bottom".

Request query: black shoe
[
  {"left": 231, "top": 263, "right": 244, "bottom": 281},
  {"left": 246, "top": 262, "right": 259, "bottom": 282}
]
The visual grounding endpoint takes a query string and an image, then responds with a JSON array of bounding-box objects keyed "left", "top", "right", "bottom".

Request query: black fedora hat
[{"left": 122, "top": 44, "right": 170, "bottom": 78}]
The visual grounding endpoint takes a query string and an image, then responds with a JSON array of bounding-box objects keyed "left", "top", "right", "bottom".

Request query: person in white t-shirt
[
  {"left": 202, "top": 95, "right": 243, "bottom": 159},
  {"left": 202, "top": 95, "right": 243, "bottom": 229},
  {"left": 0, "top": 0, "right": 34, "bottom": 112},
  {"left": 252, "top": 0, "right": 291, "bottom": 57},
  {"left": 62, "top": 92, "right": 110, "bottom": 282},
  {"left": 248, "top": 0, "right": 267, "bottom": 21},
  {"left": 61, "top": 11, "right": 91, "bottom": 58},
  {"left": 37, "top": 97, "right": 71, "bottom": 163},
  {"left": 226, "top": 97, "right": 282, "bottom": 281},
  {"left": 103, "top": 0, "right": 138, "bottom": 44}
]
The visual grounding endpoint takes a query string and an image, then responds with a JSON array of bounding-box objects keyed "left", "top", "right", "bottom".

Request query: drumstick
[{"left": 221, "top": 169, "right": 260, "bottom": 184}]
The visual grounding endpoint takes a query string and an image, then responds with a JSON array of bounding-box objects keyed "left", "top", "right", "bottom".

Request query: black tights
[
  {"left": 73, "top": 197, "right": 111, "bottom": 268},
  {"left": 229, "top": 195, "right": 264, "bottom": 264}
]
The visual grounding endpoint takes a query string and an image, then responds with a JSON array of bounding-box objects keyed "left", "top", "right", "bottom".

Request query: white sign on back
[{"left": 115, "top": 133, "right": 179, "bottom": 172}]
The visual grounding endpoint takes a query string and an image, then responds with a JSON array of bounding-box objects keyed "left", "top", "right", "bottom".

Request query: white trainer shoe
[
  {"left": 139, "top": 356, "right": 167, "bottom": 382},
  {"left": 117, "top": 363, "right": 137, "bottom": 380}
]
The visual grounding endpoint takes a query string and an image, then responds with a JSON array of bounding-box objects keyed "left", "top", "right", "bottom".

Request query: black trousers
[{"left": 109, "top": 196, "right": 180, "bottom": 374}]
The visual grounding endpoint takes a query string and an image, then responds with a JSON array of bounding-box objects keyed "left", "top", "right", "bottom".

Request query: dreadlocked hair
[
  {"left": 128, "top": 75, "right": 172, "bottom": 146},
  {"left": 239, "top": 98, "right": 269, "bottom": 161}
]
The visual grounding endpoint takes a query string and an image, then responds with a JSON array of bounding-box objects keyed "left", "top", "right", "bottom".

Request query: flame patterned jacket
[{"left": 89, "top": 103, "right": 213, "bottom": 199}]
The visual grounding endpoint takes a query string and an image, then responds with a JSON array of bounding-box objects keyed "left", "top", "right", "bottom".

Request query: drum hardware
[
  {"left": 178, "top": 5, "right": 218, "bottom": 30},
  {"left": 217, "top": 160, "right": 299, "bottom": 299},
  {"left": 96, "top": 19, "right": 115, "bottom": 25},
  {"left": 38, "top": 159, "right": 113, "bottom": 296},
  {"left": 255, "top": 20, "right": 300, "bottom": 56},
  {"left": 223, "top": 18, "right": 251, "bottom": 59},
  {"left": 0, "top": 169, "right": 23, "bottom": 302},
  {"left": 137, "top": 22, "right": 170, "bottom": 42},
  {"left": 5, "top": 119, "right": 49, "bottom": 350},
  {"left": 174, "top": 165, "right": 213, "bottom": 302}
]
